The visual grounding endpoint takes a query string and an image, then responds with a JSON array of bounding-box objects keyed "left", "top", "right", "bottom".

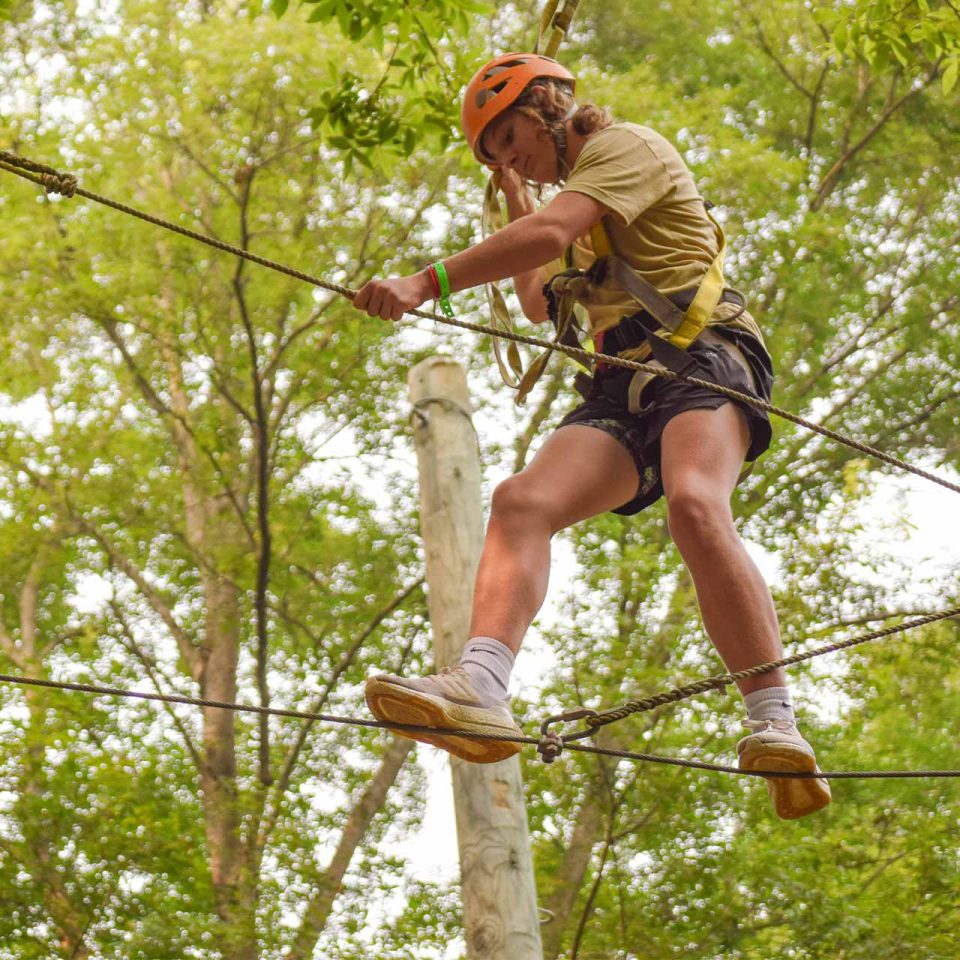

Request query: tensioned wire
[
  {"left": 579, "top": 603, "right": 960, "bottom": 734},
  {"left": 1, "top": 602, "right": 958, "bottom": 776},
  {"left": 1, "top": 669, "right": 959, "bottom": 779},
  {"left": 1, "top": 149, "right": 959, "bottom": 497}
]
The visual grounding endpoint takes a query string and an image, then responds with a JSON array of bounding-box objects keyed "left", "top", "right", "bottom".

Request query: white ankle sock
[
  {"left": 743, "top": 686, "right": 795, "bottom": 724},
  {"left": 458, "top": 637, "right": 515, "bottom": 705}
]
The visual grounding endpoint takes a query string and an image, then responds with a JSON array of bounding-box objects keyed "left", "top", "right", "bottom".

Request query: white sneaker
[
  {"left": 365, "top": 665, "right": 523, "bottom": 764},
  {"left": 737, "top": 719, "right": 832, "bottom": 819}
]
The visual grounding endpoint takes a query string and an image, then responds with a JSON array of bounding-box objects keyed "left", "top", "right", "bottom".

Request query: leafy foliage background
[{"left": 0, "top": 0, "right": 958, "bottom": 958}]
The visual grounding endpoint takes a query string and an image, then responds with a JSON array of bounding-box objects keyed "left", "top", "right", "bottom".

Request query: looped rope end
[
  {"left": 0, "top": 149, "right": 78, "bottom": 198},
  {"left": 537, "top": 730, "right": 563, "bottom": 763}
]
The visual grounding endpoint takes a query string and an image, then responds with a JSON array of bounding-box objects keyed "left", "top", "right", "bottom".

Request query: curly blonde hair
[{"left": 512, "top": 78, "right": 612, "bottom": 140}]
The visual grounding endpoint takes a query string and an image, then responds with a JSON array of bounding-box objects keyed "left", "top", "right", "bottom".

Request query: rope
[
  {"left": 1, "top": 672, "right": 959, "bottom": 780},
  {"left": 579, "top": 605, "right": 960, "bottom": 735},
  {"left": 536, "top": 0, "right": 582, "bottom": 57},
  {"left": 1, "top": 150, "right": 957, "bottom": 496},
  {"left": 534, "top": 0, "right": 560, "bottom": 53}
]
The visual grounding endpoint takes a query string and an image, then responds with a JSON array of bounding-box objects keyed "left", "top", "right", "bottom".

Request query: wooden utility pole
[{"left": 408, "top": 357, "right": 543, "bottom": 960}]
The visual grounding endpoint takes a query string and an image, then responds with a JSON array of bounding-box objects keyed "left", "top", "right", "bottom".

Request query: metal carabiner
[{"left": 536, "top": 707, "right": 599, "bottom": 763}]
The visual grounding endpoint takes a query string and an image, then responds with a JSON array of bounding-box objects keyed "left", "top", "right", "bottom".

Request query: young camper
[{"left": 354, "top": 53, "right": 830, "bottom": 819}]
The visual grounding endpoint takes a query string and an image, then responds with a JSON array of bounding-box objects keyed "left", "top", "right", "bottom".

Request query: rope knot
[
  {"left": 537, "top": 730, "right": 563, "bottom": 764},
  {"left": 41, "top": 171, "right": 77, "bottom": 198}
]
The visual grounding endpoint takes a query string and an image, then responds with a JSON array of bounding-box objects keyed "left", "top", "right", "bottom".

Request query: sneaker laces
[
  {"left": 741, "top": 718, "right": 800, "bottom": 734},
  {"left": 433, "top": 664, "right": 510, "bottom": 709}
]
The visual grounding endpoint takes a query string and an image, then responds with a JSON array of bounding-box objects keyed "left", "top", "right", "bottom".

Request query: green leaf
[
  {"left": 888, "top": 36, "right": 909, "bottom": 67},
  {"left": 308, "top": 0, "right": 339, "bottom": 17},
  {"left": 942, "top": 57, "right": 959, "bottom": 94}
]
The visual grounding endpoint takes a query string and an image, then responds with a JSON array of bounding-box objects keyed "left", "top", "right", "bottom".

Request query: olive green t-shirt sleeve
[{"left": 560, "top": 125, "right": 676, "bottom": 225}]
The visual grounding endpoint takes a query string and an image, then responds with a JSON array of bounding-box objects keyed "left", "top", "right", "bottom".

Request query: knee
[
  {"left": 666, "top": 480, "right": 733, "bottom": 545},
  {"left": 490, "top": 474, "right": 553, "bottom": 529}
]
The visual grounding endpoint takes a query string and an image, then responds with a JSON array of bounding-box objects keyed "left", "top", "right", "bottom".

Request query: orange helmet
[{"left": 461, "top": 53, "right": 576, "bottom": 163}]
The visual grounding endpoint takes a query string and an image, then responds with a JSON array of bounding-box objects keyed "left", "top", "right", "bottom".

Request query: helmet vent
[
  {"left": 482, "top": 59, "right": 529, "bottom": 81},
  {"left": 475, "top": 82, "right": 509, "bottom": 108}
]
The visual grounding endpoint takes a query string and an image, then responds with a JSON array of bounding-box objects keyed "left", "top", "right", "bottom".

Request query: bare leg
[
  {"left": 660, "top": 404, "right": 786, "bottom": 694},
  {"left": 468, "top": 425, "right": 640, "bottom": 654}
]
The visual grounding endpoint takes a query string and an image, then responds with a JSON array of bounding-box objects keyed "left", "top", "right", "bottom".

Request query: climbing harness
[
  {"left": 467, "top": 3, "right": 735, "bottom": 409},
  {"left": 530, "top": 205, "right": 745, "bottom": 408}
]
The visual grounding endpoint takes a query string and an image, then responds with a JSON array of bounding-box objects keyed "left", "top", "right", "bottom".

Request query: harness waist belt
[{"left": 601, "top": 287, "right": 745, "bottom": 358}]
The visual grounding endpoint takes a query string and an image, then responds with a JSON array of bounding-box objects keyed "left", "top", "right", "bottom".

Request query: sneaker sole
[
  {"left": 739, "top": 741, "right": 832, "bottom": 820},
  {"left": 365, "top": 677, "right": 524, "bottom": 764}
]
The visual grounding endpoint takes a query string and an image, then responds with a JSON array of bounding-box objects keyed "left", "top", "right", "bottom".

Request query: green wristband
[{"left": 431, "top": 261, "right": 455, "bottom": 318}]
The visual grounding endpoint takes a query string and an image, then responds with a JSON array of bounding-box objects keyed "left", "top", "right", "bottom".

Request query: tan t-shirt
[{"left": 555, "top": 122, "right": 764, "bottom": 345}]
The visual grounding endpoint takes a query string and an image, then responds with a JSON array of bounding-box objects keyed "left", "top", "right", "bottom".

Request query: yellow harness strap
[
  {"left": 668, "top": 211, "right": 726, "bottom": 349},
  {"left": 524, "top": 209, "right": 728, "bottom": 410},
  {"left": 487, "top": 192, "right": 727, "bottom": 406},
  {"left": 589, "top": 221, "right": 612, "bottom": 258},
  {"left": 482, "top": 174, "right": 525, "bottom": 389},
  {"left": 589, "top": 211, "right": 727, "bottom": 352}
]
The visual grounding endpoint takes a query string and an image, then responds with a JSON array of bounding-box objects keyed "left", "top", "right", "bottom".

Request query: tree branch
[
  {"left": 92, "top": 311, "right": 258, "bottom": 549},
  {"left": 109, "top": 599, "right": 204, "bottom": 772},
  {"left": 77, "top": 517, "right": 201, "bottom": 680},
  {"left": 513, "top": 364, "right": 565, "bottom": 473},
  {"left": 811, "top": 60, "right": 943, "bottom": 211},
  {"left": 752, "top": 17, "right": 816, "bottom": 99},
  {"left": 231, "top": 164, "right": 274, "bottom": 788},
  {"left": 257, "top": 578, "right": 425, "bottom": 852},
  {"left": 286, "top": 735, "right": 414, "bottom": 959}
]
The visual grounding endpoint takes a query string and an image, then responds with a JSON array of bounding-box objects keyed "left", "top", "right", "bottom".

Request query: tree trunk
[
  {"left": 2, "top": 545, "right": 93, "bottom": 958},
  {"left": 408, "top": 357, "right": 543, "bottom": 960}
]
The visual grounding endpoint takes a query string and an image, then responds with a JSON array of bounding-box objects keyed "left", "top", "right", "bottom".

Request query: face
[{"left": 481, "top": 108, "right": 557, "bottom": 184}]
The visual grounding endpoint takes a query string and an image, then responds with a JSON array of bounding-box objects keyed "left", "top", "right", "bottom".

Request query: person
[{"left": 354, "top": 53, "right": 831, "bottom": 819}]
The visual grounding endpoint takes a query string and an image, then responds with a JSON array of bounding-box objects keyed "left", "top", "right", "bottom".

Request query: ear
[{"left": 526, "top": 82, "right": 554, "bottom": 109}]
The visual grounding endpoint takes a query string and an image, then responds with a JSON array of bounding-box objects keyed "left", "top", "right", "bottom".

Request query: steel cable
[{"left": 1, "top": 659, "right": 958, "bottom": 780}]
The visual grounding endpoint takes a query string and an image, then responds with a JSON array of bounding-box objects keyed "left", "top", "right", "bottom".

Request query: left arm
[{"left": 352, "top": 191, "right": 608, "bottom": 321}]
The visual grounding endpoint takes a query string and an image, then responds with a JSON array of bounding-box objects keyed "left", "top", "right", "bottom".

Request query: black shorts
[{"left": 557, "top": 328, "right": 774, "bottom": 516}]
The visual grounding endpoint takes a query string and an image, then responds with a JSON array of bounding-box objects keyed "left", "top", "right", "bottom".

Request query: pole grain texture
[{"left": 407, "top": 357, "right": 543, "bottom": 960}]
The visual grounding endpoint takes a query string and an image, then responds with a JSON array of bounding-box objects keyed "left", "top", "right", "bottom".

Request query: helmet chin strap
[{"left": 553, "top": 102, "right": 579, "bottom": 183}]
